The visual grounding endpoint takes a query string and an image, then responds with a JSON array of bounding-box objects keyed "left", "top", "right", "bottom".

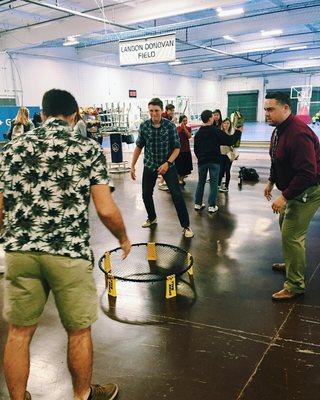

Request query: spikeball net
[{"left": 98, "top": 242, "right": 194, "bottom": 299}]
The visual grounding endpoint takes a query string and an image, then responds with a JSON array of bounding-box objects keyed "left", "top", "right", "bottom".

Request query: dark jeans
[
  {"left": 219, "top": 155, "right": 232, "bottom": 188},
  {"left": 195, "top": 163, "right": 220, "bottom": 207},
  {"left": 142, "top": 166, "right": 190, "bottom": 228}
]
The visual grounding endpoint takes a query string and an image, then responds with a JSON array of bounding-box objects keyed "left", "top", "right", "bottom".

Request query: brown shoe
[
  {"left": 90, "top": 383, "right": 119, "bottom": 400},
  {"left": 272, "top": 288, "right": 304, "bottom": 301},
  {"left": 25, "top": 392, "right": 31, "bottom": 400},
  {"left": 272, "top": 262, "right": 286, "bottom": 271}
]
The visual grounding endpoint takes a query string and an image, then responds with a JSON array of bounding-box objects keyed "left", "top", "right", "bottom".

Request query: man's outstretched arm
[{"left": 91, "top": 185, "right": 131, "bottom": 258}]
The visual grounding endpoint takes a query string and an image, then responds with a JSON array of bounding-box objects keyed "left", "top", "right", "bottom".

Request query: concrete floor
[{"left": 1, "top": 148, "right": 320, "bottom": 400}]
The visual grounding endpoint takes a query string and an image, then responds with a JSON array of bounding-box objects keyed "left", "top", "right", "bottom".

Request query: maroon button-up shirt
[{"left": 269, "top": 114, "right": 320, "bottom": 200}]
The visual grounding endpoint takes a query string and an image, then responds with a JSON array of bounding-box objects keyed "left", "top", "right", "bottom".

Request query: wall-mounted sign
[
  {"left": 129, "top": 90, "right": 137, "bottom": 98},
  {"left": 119, "top": 33, "right": 176, "bottom": 66}
]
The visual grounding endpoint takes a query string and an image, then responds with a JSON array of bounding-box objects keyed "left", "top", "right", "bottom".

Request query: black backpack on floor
[{"left": 238, "top": 167, "right": 259, "bottom": 182}]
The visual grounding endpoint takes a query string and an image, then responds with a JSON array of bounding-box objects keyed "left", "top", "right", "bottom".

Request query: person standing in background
[
  {"left": 73, "top": 109, "right": 88, "bottom": 138},
  {"left": 7, "top": 107, "right": 34, "bottom": 140},
  {"left": 175, "top": 115, "right": 193, "bottom": 186},
  {"left": 219, "top": 118, "right": 242, "bottom": 193},
  {"left": 194, "top": 110, "right": 241, "bottom": 213},
  {"left": 161, "top": 104, "right": 176, "bottom": 122},
  {"left": 32, "top": 112, "right": 42, "bottom": 128},
  {"left": 212, "top": 109, "right": 223, "bottom": 129}
]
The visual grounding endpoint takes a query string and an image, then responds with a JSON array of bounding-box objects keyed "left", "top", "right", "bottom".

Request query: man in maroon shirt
[
  {"left": 161, "top": 104, "right": 175, "bottom": 121},
  {"left": 264, "top": 92, "right": 320, "bottom": 300}
]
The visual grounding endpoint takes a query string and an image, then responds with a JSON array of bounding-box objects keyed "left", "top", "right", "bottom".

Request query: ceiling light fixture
[
  {"left": 309, "top": 56, "right": 320, "bottom": 59},
  {"left": 169, "top": 59, "right": 182, "bottom": 65},
  {"left": 217, "top": 7, "right": 244, "bottom": 18},
  {"left": 223, "top": 35, "right": 236, "bottom": 42},
  {"left": 63, "top": 36, "right": 79, "bottom": 46},
  {"left": 261, "top": 29, "right": 282, "bottom": 37},
  {"left": 289, "top": 46, "right": 307, "bottom": 50}
]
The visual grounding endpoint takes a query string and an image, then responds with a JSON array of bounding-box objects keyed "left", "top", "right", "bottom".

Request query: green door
[{"left": 227, "top": 91, "right": 258, "bottom": 122}]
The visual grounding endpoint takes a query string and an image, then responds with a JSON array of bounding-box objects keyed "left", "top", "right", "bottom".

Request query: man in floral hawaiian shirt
[{"left": 0, "top": 89, "right": 130, "bottom": 400}]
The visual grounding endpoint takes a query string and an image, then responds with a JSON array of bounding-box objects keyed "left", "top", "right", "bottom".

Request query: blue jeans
[
  {"left": 195, "top": 163, "right": 220, "bottom": 207},
  {"left": 142, "top": 166, "right": 190, "bottom": 228}
]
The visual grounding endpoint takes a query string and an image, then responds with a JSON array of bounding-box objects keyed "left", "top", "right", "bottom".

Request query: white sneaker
[
  {"left": 194, "top": 203, "right": 205, "bottom": 210},
  {"left": 0, "top": 264, "right": 5, "bottom": 274},
  {"left": 219, "top": 186, "right": 228, "bottom": 192},
  {"left": 141, "top": 218, "right": 157, "bottom": 228},
  {"left": 208, "top": 206, "right": 219, "bottom": 213},
  {"left": 158, "top": 183, "right": 169, "bottom": 191},
  {"left": 183, "top": 227, "right": 194, "bottom": 238}
]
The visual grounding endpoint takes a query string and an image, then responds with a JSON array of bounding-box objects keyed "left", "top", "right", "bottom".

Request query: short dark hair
[
  {"left": 201, "top": 109, "right": 213, "bottom": 123},
  {"left": 42, "top": 89, "right": 78, "bottom": 117},
  {"left": 166, "top": 104, "right": 175, "bottom": 111},
  {"left": 148, "top": 97, "right": 163, "bottom": 109},
  {"left": 265, "top": 92, "right": 291, "bottom": 107},
  {"left": 179, "top": 115, "right": 187, "bottom": 124}
]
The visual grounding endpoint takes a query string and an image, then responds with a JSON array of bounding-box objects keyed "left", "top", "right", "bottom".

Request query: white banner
[{"left": 119, "top": 33, "right": 176, "bottom": 66}]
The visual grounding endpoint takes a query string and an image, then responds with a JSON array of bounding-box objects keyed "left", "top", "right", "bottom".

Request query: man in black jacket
[{"left": 194, "top": 110, "right": 241, "bottom": 213}]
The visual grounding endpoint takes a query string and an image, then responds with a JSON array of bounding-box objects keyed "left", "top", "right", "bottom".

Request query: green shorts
[{"left": 3, "top": 252, "right": 98, "bottom": 330}]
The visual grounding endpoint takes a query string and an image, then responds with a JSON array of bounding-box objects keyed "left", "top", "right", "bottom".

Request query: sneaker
[
  {"left": 0, "top": 264, "right": 5, "bottom": 274},
  {"left": 158, "top": 183, "right": 169, "bottom": 191},
  {"left": 194, "top": 203, "right": 205, "bottom": 210},
  {"left": 208, "top": 206, "right": 219, "bottom": 213},
  {"left": 183, "top": 227, "right": 194, "bottom": 238},
  {"left": 141, "top": 218, "right": 157, "bottom": 228},
  {"left": 25, "top": 392, "right": 31, "bottom": 400},
  {"left": 219, "top": 186, "right": 228, "bottom": 193},
  {"left": 90, "top": 383, "right": 119, "bottom": 400}
]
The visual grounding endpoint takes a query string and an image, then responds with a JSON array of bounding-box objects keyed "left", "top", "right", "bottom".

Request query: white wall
[{"left": 5, "top": 53, "right": 220, "bottom": 112}]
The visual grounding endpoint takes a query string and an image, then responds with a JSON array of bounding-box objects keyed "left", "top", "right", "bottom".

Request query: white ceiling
[{"left": 1, "top": 0, "right": 320, "bottom": 79}]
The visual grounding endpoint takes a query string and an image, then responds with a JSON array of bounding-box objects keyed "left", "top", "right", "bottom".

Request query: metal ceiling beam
[
  {"left": 175, "top": 39, "right": 305, "bottom": 75},
  {"left": 22, "top": 0, "right": 134, "bottom": 30},
  {"left": 176, "top": 43, "right": 320, "bottom": 66},
  {"left": 306, "top": 24, "right": 318, "bottom": 33}
]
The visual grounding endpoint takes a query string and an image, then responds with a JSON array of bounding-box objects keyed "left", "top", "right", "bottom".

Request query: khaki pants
[
  {"left": 3, "top": 252, "right": 98, "bottom": 330},
  {"left": 279, "top": 185, "right": 320, "bottom": 293}
]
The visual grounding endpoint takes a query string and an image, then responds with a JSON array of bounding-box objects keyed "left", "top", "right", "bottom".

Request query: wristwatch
[{"left": 167, "top": 160, "right": 173, "bottom": 166}]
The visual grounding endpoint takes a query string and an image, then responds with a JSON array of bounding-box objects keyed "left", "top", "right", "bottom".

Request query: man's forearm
[
  {"left": 98, "top": 207, "right": 128, "bottom": 243},
  {"left": 131, "top": 146, "right": 142, "bottom": 167},
  {"left": 168, "top": 148, "right": 180, "bottom": 163}
]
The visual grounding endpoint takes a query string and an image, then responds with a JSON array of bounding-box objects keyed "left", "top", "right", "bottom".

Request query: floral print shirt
[{"left": 0, "top": 118, "right": 109, "bottom": 261}]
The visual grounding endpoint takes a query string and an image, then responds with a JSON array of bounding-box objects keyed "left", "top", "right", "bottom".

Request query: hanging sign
[{"left": 119, "top": 33, "right": 176, "bottom": 66}]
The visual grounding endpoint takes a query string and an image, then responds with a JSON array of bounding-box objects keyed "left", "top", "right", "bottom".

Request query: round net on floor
[{"left": 98, "top": 243, "right": 193, "bottom": 282}]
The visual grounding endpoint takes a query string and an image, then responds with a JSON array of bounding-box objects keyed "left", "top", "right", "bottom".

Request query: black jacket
[{"left": 194, "top": 125, "right": 241, "bottom": 166}]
